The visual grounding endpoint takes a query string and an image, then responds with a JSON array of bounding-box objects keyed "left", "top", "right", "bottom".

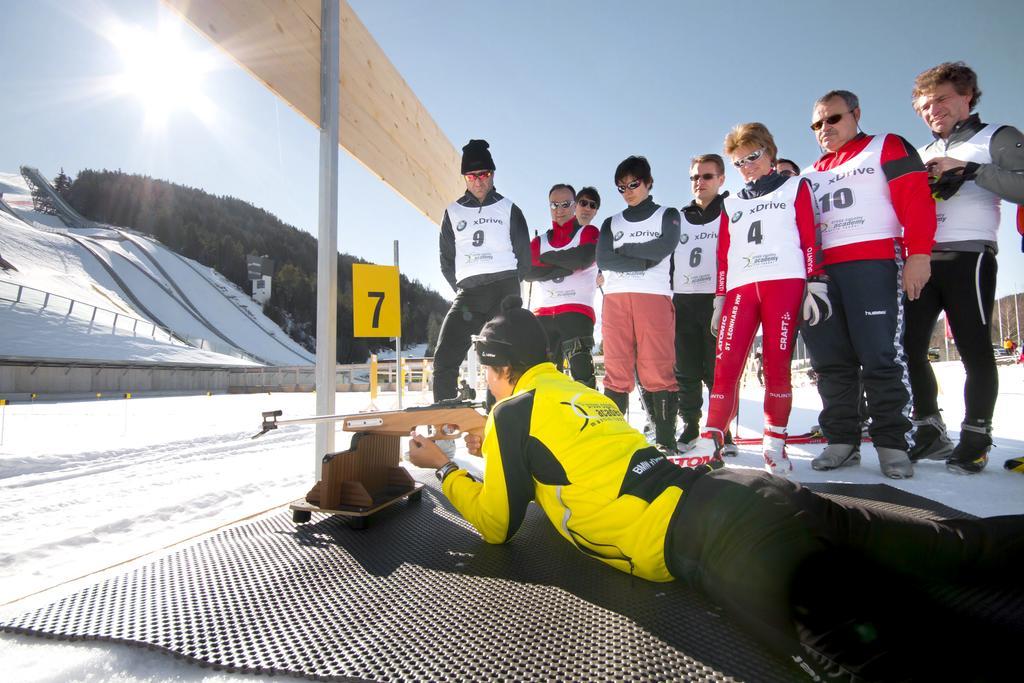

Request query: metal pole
[
  {"left": 394, "top": 239, "right": 402, "bottom": 409},
  {"left": 1014, "top": 289, "right": 1020, "bottom": 345},
  {"left": 314, "top": 0, "right": 340, "bottom": 479},
  {"left": 997, "top": 295, "right": 1004, "bottom": 343}
]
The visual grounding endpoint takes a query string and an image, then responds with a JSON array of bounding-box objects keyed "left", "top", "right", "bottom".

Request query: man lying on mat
[{"left": 409, "top": 295, "right": 1022, "bottom": 683}]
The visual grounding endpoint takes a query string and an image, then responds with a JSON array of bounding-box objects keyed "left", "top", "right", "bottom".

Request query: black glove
[
  {"left": 929, "top": 162, "right": 979, "bottom": 201},
  {"left": 929, "top": 169, "right": 966, "bottom": 201}
]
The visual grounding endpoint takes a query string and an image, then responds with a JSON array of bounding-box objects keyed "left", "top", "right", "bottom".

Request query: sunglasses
[
  {"left": 732, "top": 149, "right": 765, "bottom": 168},
  {"left": 810, "top": 111, "right": 851, "bottom": 132},
  {"left": 616, "top": 179, "right": 644, "bottom": 193},
  {"left": 577, "top": 199, "right": 599, "bottom": 210},
  {"left": 550, "top": 200, "right": 574, "bottom": 210},
  {"left": 465, "top": 170, "right": 493, "bottom": 180},
  {"left": 690, "top": 173, "right": 719, "bottom": 182}
]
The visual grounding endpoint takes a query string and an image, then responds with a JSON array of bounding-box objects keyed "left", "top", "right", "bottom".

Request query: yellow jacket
[{"left": 443, "top": 363, "right": 707, "bottom": 582}]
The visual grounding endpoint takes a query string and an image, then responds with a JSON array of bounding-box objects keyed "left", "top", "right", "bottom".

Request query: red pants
[
  {"left": 708, "top": 279, "right": 804, "bottom": 432},
  {"left": 601, "top": 293, "right": 677, "bottom": 393}
]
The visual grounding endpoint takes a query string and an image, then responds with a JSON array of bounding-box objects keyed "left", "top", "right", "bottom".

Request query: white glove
[
  {"left": 710, "top": 295, "right": 725, "bottom": 338},
  {"left": 802, "top": 280, "right": 832, "bottom": 326}
]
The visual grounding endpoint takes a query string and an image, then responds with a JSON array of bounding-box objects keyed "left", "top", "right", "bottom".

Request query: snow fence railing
[{"left": 0, "top": 278, "right": 186, "bottom": 346}]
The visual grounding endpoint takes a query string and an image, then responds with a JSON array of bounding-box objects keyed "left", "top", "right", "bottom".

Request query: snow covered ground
[{"left": 1, "top": 362, "right": 1022, "bottom": 681}]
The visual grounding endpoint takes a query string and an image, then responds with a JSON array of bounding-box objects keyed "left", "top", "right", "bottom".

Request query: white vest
[
  {"left": 805, "top": 135, "right": 902, "bottom": 250},
  {"left": 603, "top": 207, "right": 673, "bottom": 296},
  {"left": 447, "top": 198, "right": 518, "bottom": 284},
  {"left": 723, "top": 177, "right": 806, "bottom": 291},
  {"left": 532, "top": 230, "right": 598, "bottom": 311},
  {"left": 673, "top": 212, "right": 721, "bottom": 294},
  {"left": 918, "top": 124, "right": 1001, "bottom": 244}
]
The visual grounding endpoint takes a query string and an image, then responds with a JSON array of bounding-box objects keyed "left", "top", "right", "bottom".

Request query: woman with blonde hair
[{"left": 687, "top": 122, "right": 826, "bottom": 474}]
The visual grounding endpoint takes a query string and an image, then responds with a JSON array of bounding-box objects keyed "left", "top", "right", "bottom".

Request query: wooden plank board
[
  {"left": 162, "top": 0, "right": 463, "bottom": 224},
  {"left": 288, "top": 482, "right": 423, "bottom": 518}
]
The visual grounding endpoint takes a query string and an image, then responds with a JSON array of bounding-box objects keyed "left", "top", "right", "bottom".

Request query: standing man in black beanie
[{"left": 435, "top": 139, "right": 531, "bottom": 413}]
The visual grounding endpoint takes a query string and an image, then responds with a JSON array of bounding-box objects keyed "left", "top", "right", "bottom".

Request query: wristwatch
[{"left": 435, "top": 461, "right": 460, "bottom": 484}]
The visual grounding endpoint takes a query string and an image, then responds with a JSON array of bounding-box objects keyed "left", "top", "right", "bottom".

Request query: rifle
[
  {"left": 255, "top": 399, "right": 488, "bottom": 525},
  {"left": 253, "top": 398, "right": 486, "bottom": 440}
]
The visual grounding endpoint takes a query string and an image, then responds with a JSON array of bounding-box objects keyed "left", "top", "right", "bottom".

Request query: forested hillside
[{"left": 59, "top": 169, "right": 449, "bottom": 362}]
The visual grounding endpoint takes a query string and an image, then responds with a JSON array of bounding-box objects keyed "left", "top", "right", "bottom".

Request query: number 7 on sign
[
  {"left": 352, "top": 264, "right": 401, "bottom": 338},
  {"left": 368, "top": 291, "right": 385, "bottom": 328}
]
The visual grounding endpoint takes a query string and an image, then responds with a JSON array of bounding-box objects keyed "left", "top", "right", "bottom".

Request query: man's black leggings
[
  {"left": 666, "top": 469, "right": 1024, "bottom": 681},
  {"left": 433, "top": 278, "right": 519, "bottom": 402},
  {"left": 673, "top": 293, "right": 716, "bottom": 419},
  {"left": 538, "top": 312, "right": 595, "bottom": 388},
  {"left": 904, "top": 249, "right": 998, "bottom": 422}
]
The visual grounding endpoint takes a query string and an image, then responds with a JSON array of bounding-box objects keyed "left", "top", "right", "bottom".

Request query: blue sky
[{"left": 2, "top": 0, "right": 1022, "bottom": 298}]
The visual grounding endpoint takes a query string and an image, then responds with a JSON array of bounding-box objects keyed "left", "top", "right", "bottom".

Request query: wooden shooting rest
[
  {"left": 285, "top": 403, "right": 485, "bottom": 529},
  {"left": 291, "top": 432, "right": 424, "bottom": 529}
]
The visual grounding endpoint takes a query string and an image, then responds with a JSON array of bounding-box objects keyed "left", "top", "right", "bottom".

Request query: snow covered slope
[{"left": 0, "top": 174, "right": 314, "bottom": 366}]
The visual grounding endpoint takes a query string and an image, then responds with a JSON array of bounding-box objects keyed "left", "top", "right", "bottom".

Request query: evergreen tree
[{"left": 52, "top": 168, "right": 73, "bottom": 200}]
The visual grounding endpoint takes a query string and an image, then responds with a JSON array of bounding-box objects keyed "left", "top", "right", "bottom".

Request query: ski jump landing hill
[{"left": 0, "top": 168, "right": 315, "bottom": 396}]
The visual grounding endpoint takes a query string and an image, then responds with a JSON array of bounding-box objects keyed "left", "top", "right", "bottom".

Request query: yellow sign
[{"left": 352, "top": 264, "right": 401, "bottom": 337}]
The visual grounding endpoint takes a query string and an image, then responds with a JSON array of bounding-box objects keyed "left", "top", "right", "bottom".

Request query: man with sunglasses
[
  {"left": 575, "top": 186, "right": 601, "bottom": 226},
  {"left": 672, "top": 154, "right": 735, "bottom": 454},
  {"left": 523, "top": 183, "right": 600, "bottom": 388},
  {"left": 776, "top": 159, "right": 800, "bottom": 178},
  {"left": 408, "top": 297, "right": 1024, "bottom": 683},
  {"left": 596, "top": 156, "right": 681, "bottom": 454},
  {"left": 802, "top": 90, "right": 936, "bottom": 479},
  {"left": 435, "top": 139, "right": 531, "bottom": 412},
  {"left": 904, "top": 62, "right": 1024, "bottom": 475}
]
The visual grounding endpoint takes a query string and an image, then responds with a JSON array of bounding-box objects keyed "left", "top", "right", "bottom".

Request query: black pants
[
  {"left": 904, "top": 250, "right": 998, "bottom": 422},
  {"left": 801, "top": 258, "right": 912, "bottom": 450},
  {"left": 433, "top": 278, "right": 519, "bottom": 402},
  {"left": 666, "top": 469, "right": 1024, "bottom": 681},
  {"left": 673, "top": 293, "right": 717, "bottom": 419},
  {"left": 538, "top": 312, "right": 595, "bottom": 387}
]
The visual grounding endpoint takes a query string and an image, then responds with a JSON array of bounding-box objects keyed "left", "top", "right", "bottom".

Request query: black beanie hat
[
  {"left": 461, "top": 139, "right": 496, "bottom": 174},
  {"left": 474, "top": 295, "right": 549, "bottom": 370}
]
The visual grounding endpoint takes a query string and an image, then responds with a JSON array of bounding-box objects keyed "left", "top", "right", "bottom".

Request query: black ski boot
[
  {"left": 639, "top": 388, "right": 657, "bottom": 444},
  {"left": 721, "top": 429, "right": 738, "bottom": 457},
  {"left": 604, "top": 388, "right": 630, "bottom": 416},
  {"left": 676, "top": 412, "right": 701, "bottom": 451},
  {"left": 946, "top": 420, "right": 992, "bottom": 475},
  {"left": 650, "top": 391, "right": 679, "bottom": 454},
  {"left": 908, "top": 413, "right": 954, "bottom": 462}
]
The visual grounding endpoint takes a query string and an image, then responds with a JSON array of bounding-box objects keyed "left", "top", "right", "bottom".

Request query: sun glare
[{"left": 106, "top": 21, "right": 217, "bottom": 127}]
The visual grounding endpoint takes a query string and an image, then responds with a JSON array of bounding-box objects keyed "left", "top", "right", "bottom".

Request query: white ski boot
[{"left": 762, "top": 426, "right": 792, "bottom": 476}]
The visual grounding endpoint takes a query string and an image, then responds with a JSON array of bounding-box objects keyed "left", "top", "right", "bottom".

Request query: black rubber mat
[
  {"left": 0, "top": 476, "right": 981, "bottom": 682},
  {"left": 804, "top": 481, "right": 977, "bottom": 520}
]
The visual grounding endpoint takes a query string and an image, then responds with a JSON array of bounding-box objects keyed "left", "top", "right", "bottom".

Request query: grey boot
[
  {"left": 877, "top": 447, "right": 914, "bottom": 479},
  {"left": 811, "top": 443, "right": 861, "bottom": 471}
]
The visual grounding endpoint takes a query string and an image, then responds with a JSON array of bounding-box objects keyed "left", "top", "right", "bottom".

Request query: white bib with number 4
[{"left": 723, "top": 177, "right": 806, "bottom": 291}]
